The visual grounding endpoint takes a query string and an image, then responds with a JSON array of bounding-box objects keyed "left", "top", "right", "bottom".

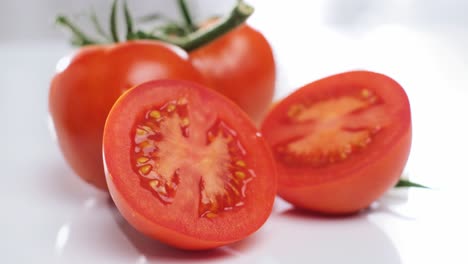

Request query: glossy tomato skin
[
  {"left": 261, "top": 71, "right": 412, "bottom": 214},
  {"left": 49, "top": 41, "right": 206, "bottom": 190},
  {"left": 190, "top": 23, "right": 276, "bottom": 124},
  {"left": 103, "top": 80, "right": 277, "bottom": 249}
]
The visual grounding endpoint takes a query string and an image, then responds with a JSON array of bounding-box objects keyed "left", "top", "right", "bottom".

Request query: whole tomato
[
  {"left": 189, "top": 23, "right": 276, "bottom": 124},
  {"left": 49, "top": 41, "right": 206, "bottom": 190}
]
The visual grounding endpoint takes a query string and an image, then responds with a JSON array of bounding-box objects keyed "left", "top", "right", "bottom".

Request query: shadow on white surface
[
  {"left": 110, "top": 206, "right": 237, "bottom": 262},
  {"left": 268, "top": 206, "right": 402, "bottom": 264}
]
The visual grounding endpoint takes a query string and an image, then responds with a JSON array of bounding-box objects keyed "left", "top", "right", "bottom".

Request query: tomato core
[
  {"left": 131, "top": 97, "right": 254, "bottom": 218},
  {"left": 275, "top": 88, "right": 388, "bottom": 167}
]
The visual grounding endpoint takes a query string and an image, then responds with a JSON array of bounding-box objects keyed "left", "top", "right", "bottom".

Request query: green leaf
[
  {"left": 56, "top": 15, "right": 98, "bottom": 46},
  {"left": 395, "top": 179, "right": 429, "bottom": 189}
]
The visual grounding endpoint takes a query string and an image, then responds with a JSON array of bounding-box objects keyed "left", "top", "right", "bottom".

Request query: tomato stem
[
  {"left": 110, "top": 0, "right": 120, "bottom": 42},
  {"left": 57, "top": 1, "right": 254, "bottom": 51},
  {"left": 136, "top": 1, "right": 254, "bottom": 52},
  {"left": 56, "top": 15, "right": 98, "bottom": 46},
  {"left": 180, "top": 1, "right": 254, "bottom": 51},
  {"left": 123, "top": 0, "right": 135, "bottom": 40},
  {"left": 395, "top": 179, "right": 429, "bottom": 189},
  {"left": 90, "top": 8, "right": 112, "bottom": 42},
  {"left": 177, "top": 0, "right": 197, "bottom": 33}
]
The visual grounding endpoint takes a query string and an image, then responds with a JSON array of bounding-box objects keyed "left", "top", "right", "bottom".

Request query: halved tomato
[
  {"left": 261, "top": 71, "right": 412, "bottom": 214},
  {"left": 103, "top": 80, "right": 277, "bottom": 249}
]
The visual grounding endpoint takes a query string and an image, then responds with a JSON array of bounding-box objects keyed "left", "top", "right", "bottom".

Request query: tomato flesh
[
  {"left": 275, "top": 88, "right": 386, "bottom": 167},
  {"left": 104, "top": 80, "right": 277, "bottom": 249},
  {"left": 130, "top": 100, "right": 254, "bottom": 218},
  {"left": 261, "top": 71, "right": 412, "bottom": 214}
]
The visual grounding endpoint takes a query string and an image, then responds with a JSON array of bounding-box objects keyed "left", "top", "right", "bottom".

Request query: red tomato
[
  {"left": 190, "top": 23, "right": 276, "bottom": 124},
  {"left": 49, "top": 41, "right": 206, "bottom": 190},
  {"left": 103, "top": 80, "right": 277, "bottom": 249},
  {"left": 261, "top": 71, "right": 412, "bottom": 214}
]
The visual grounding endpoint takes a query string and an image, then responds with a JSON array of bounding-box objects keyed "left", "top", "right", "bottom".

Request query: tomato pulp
[
  {"left": 261, "top": 71, "right": 412, "bottom": 214},
  {"left": 103, "top": 80, "right": 277, "bottom": 249},
  {"left": 49, "top": 41, "right": 206, "bottom": 190}
]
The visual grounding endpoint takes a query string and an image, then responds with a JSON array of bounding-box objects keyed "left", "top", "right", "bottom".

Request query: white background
[{"left": 1, "top": 0, "right": 468, "bottom": 263}]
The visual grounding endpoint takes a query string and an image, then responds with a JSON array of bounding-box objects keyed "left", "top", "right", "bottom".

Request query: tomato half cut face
[
  {"left": 103, "top": 80, "right": 277, "bottom": 249},
  {"left": 261, "top": 71, "right": 412, "bottom": 214}
]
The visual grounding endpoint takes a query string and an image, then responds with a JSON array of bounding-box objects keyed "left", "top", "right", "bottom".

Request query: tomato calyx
[
  {"left": 130, "top": 96, "right": 254, "bottom": 219},
  {"left": 56, "top": 0, "right": 254, "bottom": 52}
]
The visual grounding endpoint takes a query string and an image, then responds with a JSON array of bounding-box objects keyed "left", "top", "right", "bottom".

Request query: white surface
[{"left": 1, "top": 1, "right": 468, "bottom": 263}]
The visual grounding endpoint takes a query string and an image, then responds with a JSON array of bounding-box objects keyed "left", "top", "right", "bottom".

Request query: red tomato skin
[
  {"left": 49, "top": 41, "right": 206, "bottom": 190},
  {"left": 106, "top": 173, "right": 231, "bottom": 250},
  {"left": 261, "top": 71, "right": 412, "bottom": 214},
  {"left": 103, "top": 80, "right": 277, "bottom": 249},
  {"left": 190, "top": 24, "right": 276, "bottom": 124},
  {"left": 278, "top": 128, "right": 411, "bottom": 214}
]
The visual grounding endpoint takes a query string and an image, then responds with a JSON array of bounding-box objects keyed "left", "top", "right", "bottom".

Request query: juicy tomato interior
[
  {"left": 273, "top": 87, "right": 389, "bottom": 168},
  {"left": 131, "top": 99, "right": 254, "bottom": 218},
  {"left": 104, "top": 80, "right": 276, "bottom": 249},
  {"left": 261, "top": 71, "right": 411, "bottom": 214}
]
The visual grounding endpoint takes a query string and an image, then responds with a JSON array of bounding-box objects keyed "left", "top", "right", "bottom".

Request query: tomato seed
[
  {"left": 149, "top": 110, "right": 161, "bottom": 119},
  {"left": 136, "top": 128, "right": 147, "bottom": 135},
  {"left": 167, "top": 104, "right": 176, "bottom": 113},
  {"left": 180, "top": 117, "right": 190, "bottom": 127},
  {"left": 361, "top": 89, "right": 370, "bottom": 98},
  {"left": 205, "top": 212, "right": 217, "bottom": 218},
  {"left": 235, "top": 171, "right": 246, "bottom": 180},
  {"left": 149, "top": 180, "right": 159, "bottom": 189},
  {"left": 139, "top": 164, "right": 152, "bottom": 175},
  {"left": 177, "top": 97, "right": 188, "bottom": 105},
  {"left": 235, "top": 160, "right": 246, "bottom": 167},
  {"left": 137, "top": 157, "right": 149, "bottom": 164}
]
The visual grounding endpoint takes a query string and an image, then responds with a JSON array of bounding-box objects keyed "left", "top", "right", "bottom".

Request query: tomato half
[
  {"left": 103, "top": 80, "right": 277, "bottom": 249},
  {"left": 190, "top": 23, "right": 276, "bottom": 124},
  {"left": 49, "top": 41, "right": 206, "bottom": 190},
  {"left": 261, "top": 71, "right": 412, "bottom": 214}
]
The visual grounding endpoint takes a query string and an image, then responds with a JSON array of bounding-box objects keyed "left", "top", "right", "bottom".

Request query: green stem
[
  {"left": 110, "top": 0, "right": 119, "bottom": 42},
  {"left": 395, "top": 179, "right": 429, "bottom": 189},
  {"left": 137, "top": 1, "right": 254, "bottom": 52},
  {"left": 177, "top": 0, "right": 196, "bottom": 32},
  {"left": 90, "top": 9, "right": 111, "bottom": 42},
  {"left": 56, "top": 15, "right": 98, "bottom": 46},
  {"left": 123, "top": 1, "right": 134, "bottom": 40}
]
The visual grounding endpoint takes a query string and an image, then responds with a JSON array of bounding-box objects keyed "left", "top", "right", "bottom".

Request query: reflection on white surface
[
  {"left": 55, "top": 223, "right": 71, "bottom": 256},
  {"left": 83, "top": 197, "right": 97, "bottom": 210},
  {"left": 253, "top": 199, "right": 402, "bottom": 264},
  {"left": 46, "top": 115, "right": 57, "bottom": 143},
  {"left": 135, "top": 255, "right": 148, "bottom": 264}
]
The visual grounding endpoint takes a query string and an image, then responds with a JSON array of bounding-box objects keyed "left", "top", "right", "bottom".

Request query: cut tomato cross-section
[
  {"left": 130, "top": 100, "right": 254, "bottom": 218},
  {"left": 103, "top": 80, "right": 277, "bottom": 249},
  {"left": 261, "top": 71, "right": 412, "bottom": 214}
]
